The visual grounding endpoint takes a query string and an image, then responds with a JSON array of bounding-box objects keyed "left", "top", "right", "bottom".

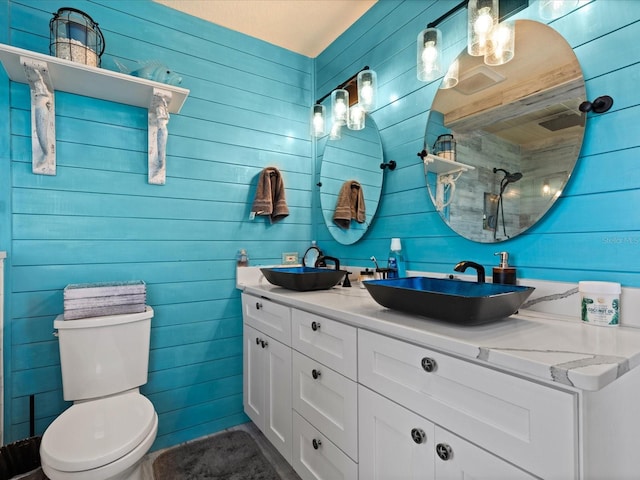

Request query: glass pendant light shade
[
  {"left": 331, "top": 89, "right": 349, "bottom": 125},
  {"left": 417, "top": 27, "right": 442, "bottom": 81},
  {"left": 440, "top": 59, "right": 459, "bottom": 89},
  {"left": 468, "top": 0, "right": 498, "bottom": 56},
  {"left": 348, "top": 104, "right": 365, "bottom": 131},
  {"left": 484, "top": 21, "right": 515, "bottom": 66},
  {"left": 329, "top": 121, "right": 342, "bottom": 140},
  {"left": 538, "top": 0, "right": 579, "bottom": 19},
  {"left": 310, "top": 104, "right": 326, "bottom": 137},
  {"left": 357, "top": 70, "right": 377, "bottom": 112}
]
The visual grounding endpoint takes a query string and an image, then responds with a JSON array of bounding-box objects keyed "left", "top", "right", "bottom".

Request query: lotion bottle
[{"left": 493, "top": 251, "right": 516, "bottom": 285}]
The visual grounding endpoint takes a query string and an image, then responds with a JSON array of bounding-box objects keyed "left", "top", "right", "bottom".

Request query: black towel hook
[
  {"left": 380, "top": 160, "right": 396, "bottom": 170},
  {"left": 579, "top": 95, "right": 613, "bottom": 114}
]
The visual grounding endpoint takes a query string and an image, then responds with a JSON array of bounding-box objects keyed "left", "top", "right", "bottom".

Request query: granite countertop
[{"left": 237, "top": 268, "right": 640, "bottom": 392}]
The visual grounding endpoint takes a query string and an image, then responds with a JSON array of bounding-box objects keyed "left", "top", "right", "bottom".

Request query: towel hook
[{"left": 380, "top": 160, "right": 396, "bottom": 171}]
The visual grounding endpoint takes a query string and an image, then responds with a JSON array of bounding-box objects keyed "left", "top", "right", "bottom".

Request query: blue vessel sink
[
  {"left": 261, "top": 266, "right": 347, "bottom": 292},
  {"left": 363, "top": 276, "right": 535, "bottom": 325}
]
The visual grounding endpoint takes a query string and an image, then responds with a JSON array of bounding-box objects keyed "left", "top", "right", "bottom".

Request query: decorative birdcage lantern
[
  {"left": 433, "top": 133, "right": 456, "bottom": 161},
  {"left": 50, "top": 7, "right": 105, "bottom": 67}
]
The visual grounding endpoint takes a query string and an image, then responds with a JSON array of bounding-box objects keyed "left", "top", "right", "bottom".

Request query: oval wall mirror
[
  {"left": 424, "top": 19, "right": 586, "bottom": 243},
  {"left": 320, "top": 114, "right": 384, "bottom": 245}
]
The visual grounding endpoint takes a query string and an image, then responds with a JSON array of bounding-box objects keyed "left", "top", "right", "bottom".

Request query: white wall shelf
[
  {"left": 0, "top": 43, "right": 189, "bottom": 113},
  {"left": 423, "top": 153, "right": 475, "bottom": 176},
  {"left": 0, "top": 43, "right": 190, "bottom": 184}
]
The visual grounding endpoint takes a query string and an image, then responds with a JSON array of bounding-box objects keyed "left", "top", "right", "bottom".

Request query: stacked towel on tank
[
  {"left": 63, "top": 280, "right": 146, "bottom": 320},
  {"left": 251, "top": 166, "right": 289, "bottom": 223},
  {"left": 333, "top": 180, "right": 365, "bottom": 229}
]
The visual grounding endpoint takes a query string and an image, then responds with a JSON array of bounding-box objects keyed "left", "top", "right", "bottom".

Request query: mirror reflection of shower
[{"left": 493, "top": 167, "right": 523, "bottom": 240}]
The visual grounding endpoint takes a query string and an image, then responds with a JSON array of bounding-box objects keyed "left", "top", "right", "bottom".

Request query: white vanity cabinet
[
  {"left": 290, "top": 309, "right": 358, "bottom": 480},
  {"left": 358, "top": 329, "right": 576, "bottom": 480},
  {"left": 242, "top": 294, "right": 292, "bottom": 463}
]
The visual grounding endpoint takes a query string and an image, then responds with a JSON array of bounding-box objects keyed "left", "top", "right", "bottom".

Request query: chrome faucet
[{"left": 454, "top": 261, "right": 485, "bottom": 283}]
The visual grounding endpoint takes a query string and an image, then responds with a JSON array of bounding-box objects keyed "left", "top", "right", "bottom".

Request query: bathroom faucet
[{"left": 454, "top": 261, "right": 486, "bottom": 283}]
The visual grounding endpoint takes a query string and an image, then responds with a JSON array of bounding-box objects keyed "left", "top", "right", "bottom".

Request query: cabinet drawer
[
  {"left": 358, "top": 329, "right": 577, "bottom": 480},
  {"left": 242, "top": 293, "right": 291, "bottom": 345},
  {"left": 291, "top": 309, "right": 357, "bottom": 380},
  {"left": 293, "top": 350, "right": 358, "bottom": 461},
  {"left": 292, "top": 412, "right": 358, "bottom": 480}
]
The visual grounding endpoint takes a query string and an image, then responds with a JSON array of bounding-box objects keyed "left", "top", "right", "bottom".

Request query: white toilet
[{"left": 40, "top": 307, "right": 158, "bottom": 480}]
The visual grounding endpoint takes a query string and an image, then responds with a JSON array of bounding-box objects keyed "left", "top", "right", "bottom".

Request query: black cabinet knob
[
  {"left": 312, "top": 369, "right": 321, "bottom": 379},
  {"left": 255, "top": 337, "right": 260, "bottom": 345},
  {"left": 312, "top": 438, "right": 322, "bottom": 450},
  {"left": 421, "top": 357, "right": 437, "bottom": 373},
  {"left": 311, "top": 321, "right": 321, "bottom": 331},
  {"left": 260, "top": 339, "right": 268, "bottom": 348},
  {"left": 411, "top": 428, "right": 426, "bottom": 444},
  {"left": 255, "top": 302, "right": 262, "bottom": 309},
  {"left": 436, "top": 443, "right": 453, "bottom": 461}
]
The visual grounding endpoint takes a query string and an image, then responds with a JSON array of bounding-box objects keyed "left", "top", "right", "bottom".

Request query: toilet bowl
[{"left": 40, "top": 390, "right": 157, "bottom": 480}]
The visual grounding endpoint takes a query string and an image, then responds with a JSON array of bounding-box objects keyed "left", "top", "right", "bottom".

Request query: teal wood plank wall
[
  {"left": 2, "top": 0, "right": 313, "bottom": 448},
  {"left": 314, "top": 0, "right": 640, "bottom": 287}
]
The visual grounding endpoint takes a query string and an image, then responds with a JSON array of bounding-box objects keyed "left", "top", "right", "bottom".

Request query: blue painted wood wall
[
  {"left": 2, "top": 0, "right": 639, "bottom": 454},
  {"left": 315, "top": 0, "right": 640, "bottom": 289},
  {"left": 1, "top": 0, "right": 313, "bottom": 448}
]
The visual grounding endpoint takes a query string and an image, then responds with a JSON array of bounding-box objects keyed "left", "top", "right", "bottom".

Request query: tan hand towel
[
  {"left": 333, "top": 180, "right": 366, "bottom": 229},
  {"left": 251, "top": 166, "right": 289, "bottom": 223}
]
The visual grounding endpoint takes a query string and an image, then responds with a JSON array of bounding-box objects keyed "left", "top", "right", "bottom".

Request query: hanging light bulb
[
  {"left": 417, "top": 27, "right": 442, "bottom": 81},
  {"left": 468, "top": 0, "right": 498, "bottom": 57},
  {"left": 357, "top": 69, "right": 377, "bottom": 112},
  {"left": 484, "top": 21, "right": 515, "bottom": 66},
  {"left": 539, "top": 0, "right": 579, "bottom": 20},
  {"left": 348, "top": 104, "right": 365, "bottom": 130},
  {"left": 310, "top": 104, "right": 326, "bottom": 138},
  {"left": 329, "top": 121, "right": 342, "bottom": 140},
  {"left": 440, "top": 59, "right": 459, "bottom": 89},
  {"left": 331, "top": 89, "right": 349, "bottom": 125}
]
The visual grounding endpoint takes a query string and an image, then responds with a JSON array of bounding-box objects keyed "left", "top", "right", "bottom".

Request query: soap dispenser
[{"left": 493, "top": 251, "right": 517, "bottom": 285}]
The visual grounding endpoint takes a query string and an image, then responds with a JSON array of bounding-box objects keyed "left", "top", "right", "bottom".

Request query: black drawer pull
[
  {"left": 421, "top": 357, "right": 437, "bottom": 373},
  {"left": 255, "top": 302, "right": 262, "bottom": 309},
  {"left": 312, "top": 369, "right": 321, "bottom": 379},
  {"left": 311, "top": 321, "right": 321, "bottom": 331},
  {"left": 312, "top": 438, "right": 322, "bottom": 449}
]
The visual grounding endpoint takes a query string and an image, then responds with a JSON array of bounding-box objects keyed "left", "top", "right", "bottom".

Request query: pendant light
[
  {"left": 357, "top": 69, "right": 377, "bottom": 111},
  {"left": 348, "top": 104, "right": 365, "bottom": 131},
  {"left": 538, "top": 0, "right": 579, "bottom": 20},
  {"left": 440, "top": 59, "right": 459, "bottom": 89},
  {"left": 484, "top": 21, "right": 515, "bottom": 66},
  {"left": 310, "top": 104, "right": 326, "bottom": 138},
  {"left": 468, "top": 0, "right": 498, "bottom": 57},
  {"left": 331, "top": 89, "right": 349, "bottom": 126},
  {"left": 417, "top": 27, "right": 442, "bottom": 81}
]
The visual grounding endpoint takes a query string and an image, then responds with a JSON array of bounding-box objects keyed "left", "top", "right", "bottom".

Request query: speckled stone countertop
[{"left": 237, "top": 267, "right": 640, "bottom": 392}]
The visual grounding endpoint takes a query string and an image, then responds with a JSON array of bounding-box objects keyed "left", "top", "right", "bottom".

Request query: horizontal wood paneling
[
  {"left": 315, "top": 0, "right": 640, "bottom": 291},
  {"left": 2, "top": 0, "right": 313, "bottom": 448}
]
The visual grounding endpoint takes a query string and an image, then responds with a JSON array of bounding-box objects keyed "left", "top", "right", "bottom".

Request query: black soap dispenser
[{"left": 493, "top": 251, "right": 517, "bottom": 285}]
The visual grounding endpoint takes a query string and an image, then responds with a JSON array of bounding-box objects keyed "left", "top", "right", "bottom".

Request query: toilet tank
[{"left": 53, "top": 307, "right": 154, "bottom": 401}]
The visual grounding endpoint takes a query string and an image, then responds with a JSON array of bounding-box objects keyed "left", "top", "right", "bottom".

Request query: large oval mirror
[
  {"left": 424, "top": 20, "right": 586, "bottom": 242},
  {"left": 320, "top": 114, "right": 383, "bottom": 245}
]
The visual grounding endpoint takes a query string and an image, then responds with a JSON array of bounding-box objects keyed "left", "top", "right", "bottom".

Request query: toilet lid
[{"left": 40, "top": 391, "right": 156, "bottom": 472}]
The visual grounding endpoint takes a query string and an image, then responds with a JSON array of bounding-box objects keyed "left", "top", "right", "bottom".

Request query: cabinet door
[
  {"left": 243, "top": 324, "right": 265, "bottom": 427},
  {"left": 292, "top": 412, "right": 358, "bottom": 480},
  {"left": 434, "top": 427, "right": 536, "bottom": 480},
  {"left": 292, "top": 350, "right": 358, "bottom": 461},
  {"left": 359, "top": 385, "right": 435, "bottom": 480},
  {"left": 243, "top": 324, "right": 292, "bottom": 464},
  {"left": 264, "top": 329, "right": 293, "bottom": 464}
]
